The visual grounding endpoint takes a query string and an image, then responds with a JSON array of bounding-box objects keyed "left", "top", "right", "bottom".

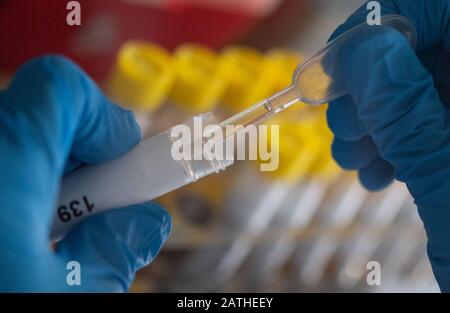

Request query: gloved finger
[
  {"left": 0, "top": 56, "right": 141, "bottom": 247},
  {"left": 327, "top": 95, "right": 367, "bottom": 141},
  {"left": 358, "top": 156, "right": 394, "bottom": 191},
  {"left": 331, "top": 136, "right": 378, "bottom": 170},
  {"left": 328, "top": 0, "right": 449, "bottom": 51},
  {"left": 69, "top": 90, "right": 141, "bottom": 165},
  {"left": 38, "top": 56, "right": 141, "bottom": 168},
  {"left": 55, "top": 203, "right": 171, "bottom": 292},
  {"left": 6, "top": 55, "right": 141, "bottom": 167}
]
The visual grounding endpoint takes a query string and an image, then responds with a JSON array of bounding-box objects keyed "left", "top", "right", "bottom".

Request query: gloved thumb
[
  {"left": 341, "top": 27, "right": 450, "bottom": 290},
  {"left": 54, "top": 203, "right": 171, "bottom": 292}
]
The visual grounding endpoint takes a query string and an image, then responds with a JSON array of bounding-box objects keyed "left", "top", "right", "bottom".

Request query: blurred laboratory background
[{"left": 0, "top": 0, "right": 439, "bottom": 292}]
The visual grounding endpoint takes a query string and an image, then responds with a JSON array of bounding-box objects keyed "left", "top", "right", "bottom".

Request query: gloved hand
[
  {"left": 327, "top": 0, "right": 450, "bottom": 292},
  {"left": 0, "top": 56, "right": 171, "bottom": 292},
  {"left": 326, "top": 0, "right": 450, "bottom": 290}
]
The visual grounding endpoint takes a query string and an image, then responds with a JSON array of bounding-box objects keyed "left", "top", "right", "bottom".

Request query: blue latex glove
[
  {"left": 0, "top": 56, "right": 172, "bottom": 292},
  {"left": 326, "top": 0, "right": 450, "bottom": 291}
]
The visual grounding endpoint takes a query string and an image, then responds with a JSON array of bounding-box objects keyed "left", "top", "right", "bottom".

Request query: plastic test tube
[
  {"left": 248, "top": 144, "right": 341, "bottom": 287},
  {"left": 51, "top": 112, "right": 233, "bottom": 240},
  {"left": 212, "top": 119, "right": 321, "bottom": 284},
  {"left": 51, "top": 66, "right": 300, "bottom": 242},
  {"left": 335, "top": 182, "right": 411, "bottom": 289},
  {"left": 297, "top": 175, "right": 370, "bottom": 286}
]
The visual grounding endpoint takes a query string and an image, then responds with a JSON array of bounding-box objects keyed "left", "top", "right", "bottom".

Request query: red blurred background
[{"left": 0, "top": 0, "right": 309, "bottom": 81}]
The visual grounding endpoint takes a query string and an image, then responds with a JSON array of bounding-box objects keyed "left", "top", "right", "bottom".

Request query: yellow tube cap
[
  {"left": 170, "top": 44, "right": 228, "bottom": 113},
  {"left": 258, "top": 117, "right": 322, "bottom": 182},
  {"left": 266, "top": 48, "right": 303, "bottom": 92},
  {"left": 266, "top": 48, "right": 310, "bottom": 113},
  {"left": 109, "top": 41, "right": 174, "bottom": 111},
  {"left": 258, "top": 107, "right": 341, "bottom": 182},
  {"left": 219, "top": 46, "right": 278, "bottom": 113}
]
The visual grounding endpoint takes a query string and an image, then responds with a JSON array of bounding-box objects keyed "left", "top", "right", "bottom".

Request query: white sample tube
[{"left": 51, "top": 113, "right": 233, "bottom": 241}]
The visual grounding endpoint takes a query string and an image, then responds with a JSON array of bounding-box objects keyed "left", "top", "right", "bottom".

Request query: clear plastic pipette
[
  {"left": 218, "top": 14, "right": 416, "bottom": 130},
  {"left": 52, "top": 15, "right": 416, "bottom": 241}
]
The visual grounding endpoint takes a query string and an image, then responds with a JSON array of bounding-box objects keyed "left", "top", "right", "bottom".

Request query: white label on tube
[{"left": 51, "top": 132, "right": 189, "bottom": 240}]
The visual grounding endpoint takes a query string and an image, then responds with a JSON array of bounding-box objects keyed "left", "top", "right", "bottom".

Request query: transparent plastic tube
[
  {"left": 218, "top": 14, "right": 417, "bottom": 128},
  {"left": 293, "top": 14, "right": 417, "bottom": 105},
  {"left": 51, "top": 113, "right": 232, "bottom": 240}
]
